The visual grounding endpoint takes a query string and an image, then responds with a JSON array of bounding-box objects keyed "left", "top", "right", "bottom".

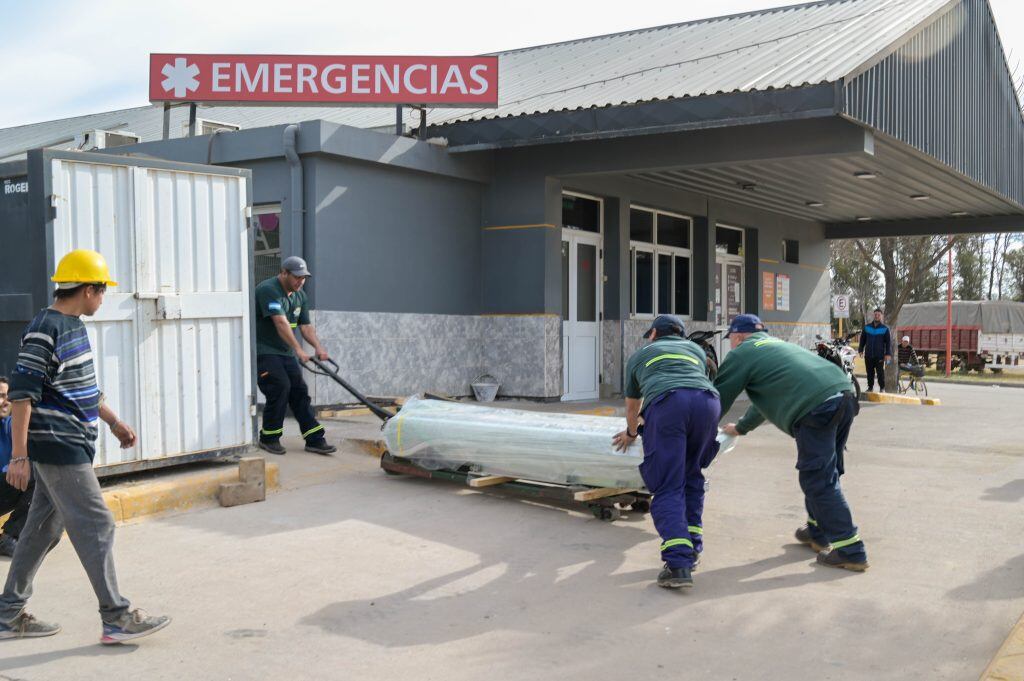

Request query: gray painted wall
[{"left": 308, "top": 156, "right": 485, "bottom": 315}]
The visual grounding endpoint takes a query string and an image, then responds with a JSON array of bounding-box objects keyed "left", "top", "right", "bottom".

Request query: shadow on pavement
[
  {"left": 981, "top": 479, "right": 1024, "bottom": 502},
  {"left": 947, "top": 553, "right": 1024, "bottom": 602},
  {"left": 0, "top": 641, "right": 137, "bottom": 674}
]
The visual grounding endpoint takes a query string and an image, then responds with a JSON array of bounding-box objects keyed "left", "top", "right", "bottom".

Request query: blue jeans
[
  {"left": 638, "top": 389, "right": 721, "bottom": 569},
  {"left": 793, "top": 394, "right": 867, "bottom": 561}
]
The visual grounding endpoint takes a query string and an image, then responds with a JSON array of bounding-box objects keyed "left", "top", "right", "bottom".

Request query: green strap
[
  {"left": 302, "top": 424, "right": 325, "bottom": 439},
  {"left": 260, "top": 427, "right": 284, "bottom": 436},
  {"left": 688, "top": 525, "right": 703, "bottom": 535},
  {"left": 831, "top": 534, "right": 862, "bottom": 550},
  {"left": 290, "top": 322, "right": 298, "bottom": 329},
  {"left": 661, "top": 538, "right": 694, "bottom": 552},
  {"left": 645, "top": 353, "right": 700, "bottom": 368},
  {"left": 807, "top": 518, "right": 819, "bottom": 527}
]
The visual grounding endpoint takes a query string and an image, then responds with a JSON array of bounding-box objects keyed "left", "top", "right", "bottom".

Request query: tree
[
  {"left": 1006, "top": 248, "right": 1024, "bottom": 301},
  {"left": 830, "top": 239, "right": 881, "bottom": 331},
  {"left": 955, "top": 235, "right": 987, "bottom": 300}
]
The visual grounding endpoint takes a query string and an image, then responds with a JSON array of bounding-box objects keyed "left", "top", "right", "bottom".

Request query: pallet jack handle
[{"left": 302, "top": 357, "right": 394, "bottom": 423}]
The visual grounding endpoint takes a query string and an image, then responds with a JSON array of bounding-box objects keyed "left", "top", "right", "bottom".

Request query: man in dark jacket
[{"left": 858, "top": 308, "right": 892, "bottom": 392}]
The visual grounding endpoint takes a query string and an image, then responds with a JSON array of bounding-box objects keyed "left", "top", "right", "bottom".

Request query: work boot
[
  {"left": 101, "top": 609, "right": 171, "bottom": 645},
  {"left": 0, "top": 612, "right": 61, "bottom": 639},
  {"left": 691, "top": 551, "right": 701, "bottom": 572},
  {"left": 258, "top": 439, "right": 287, "bottom": 455},
  {"left": 305, "top": 439, "right": 337, "bottom": 455},
  {"left": 0, "top": 533, "right": 16, "bottom": 557},
  {"left": 794, "top": 526, "right": 830, "bottom": 553},
  {"left": 656, "top": 564, "right": 693, "bottom": 589},
  {"left": 816, "top": 549, "right": 870, "bottom": 572}
]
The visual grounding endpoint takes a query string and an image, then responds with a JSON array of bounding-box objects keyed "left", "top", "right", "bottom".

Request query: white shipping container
[{"left": 48, "top": 156, "right": 254, "bottom": 471}]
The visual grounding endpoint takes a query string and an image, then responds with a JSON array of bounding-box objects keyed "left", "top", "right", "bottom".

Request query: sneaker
[
  {"left": 304, "top": 440, "right": 337, "bottom": 455},
  {"left": 0, "top": 534, "right": 16, "bottom": 558},
  {"left": 816, "top": 549, "right": 870, "bottom": 572},
  {"left": 794, "top": 526, "right": 830, "bottom": 553},
  {"left": 101, "top": 609, "right": 171, "bottom": 645},
  {"left": 257, "top": 440, "right": 287, "bottom": 455},
  {"left": 0, "top": 612, "right": 61, "bottom": 639},
  {"left": 656, "top": 564, "right": 693, "bottom": 589}
]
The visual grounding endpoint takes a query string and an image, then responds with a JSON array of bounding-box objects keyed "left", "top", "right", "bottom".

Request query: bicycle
[{"left": 897, "top": 364, "right": 928, "bottom": 396}]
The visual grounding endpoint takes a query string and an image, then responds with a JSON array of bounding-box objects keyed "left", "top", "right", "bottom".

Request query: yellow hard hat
[{"left": 51, "top": 249, "right": 118, "bottom": 287}]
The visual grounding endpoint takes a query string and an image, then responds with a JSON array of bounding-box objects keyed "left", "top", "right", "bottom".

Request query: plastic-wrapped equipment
[{"left": 381, "top": 397, "right": 645, "bottom": 489}]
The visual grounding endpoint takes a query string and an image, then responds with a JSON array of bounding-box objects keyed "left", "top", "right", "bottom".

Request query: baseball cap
[
  {"left": 902, "top": 335, "right": 911, "bottom": 342},
  {"left": 724, "top": 313, "right": 765, "bottom": 337},
  {"left": 282, "top": 256, "right": 311, "bottom": 277},
  {"left": 643, "top": 314, "right": 686, "bottom": 339}
]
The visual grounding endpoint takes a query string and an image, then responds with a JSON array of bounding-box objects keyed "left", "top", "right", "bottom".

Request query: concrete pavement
[{"left": 0, "top": 382, "right": 1022, "bottom": 680}]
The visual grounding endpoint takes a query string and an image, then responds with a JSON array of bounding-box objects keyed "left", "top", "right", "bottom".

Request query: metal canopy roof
[{"left": 1, "top": 0, "right": 954, "bottom": 160}]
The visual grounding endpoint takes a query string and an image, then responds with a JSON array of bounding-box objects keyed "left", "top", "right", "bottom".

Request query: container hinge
[{"left": 244, "top": 206, "right": 253, "bottom": 219}]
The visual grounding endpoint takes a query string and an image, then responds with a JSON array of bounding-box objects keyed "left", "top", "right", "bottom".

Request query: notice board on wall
[
  {"left": 762, "top": 271, "right": 775, "bottom": 311},
  {"left": 776, "top": 274, "right": 790, "bottom": 312}
]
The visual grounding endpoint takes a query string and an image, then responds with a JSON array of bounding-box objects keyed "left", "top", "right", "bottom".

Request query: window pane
[
  {"left": 636, "top": 251, "right": 654, "bottom": 315},
  {"left": 783, "top": 239, "right": 800, "bottom": 264},
  {"left": 563, "top": 195, "right": 601, "bottom": 233},
  {"left": 658, "top": 253, "right": 672, "bottom": 314},
  {"left": 630, "top": 208, "right": 654, "bottom": 243},
  {"left": 674, "top": 256, "right": 690, "bottom": 316},
  {"left": 577, "top": 243, "right": 597, "bottom": 322},
  {"left": 716, "top": 226, "right": 743, "bottom": 255},
  {"left": 657, "top": 214, "right": 690, "bottom": 248},
  {"left": 562, "top": 241, "right": 569, "bottom": 321}
]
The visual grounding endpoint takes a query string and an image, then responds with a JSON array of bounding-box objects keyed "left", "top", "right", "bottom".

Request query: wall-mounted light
[
  {"left": 950, "top": 211, "right": 969, "bottom": 217},
  {"left": 910, "top": 194, "right": 931, "bottom": 201},
  {"left": 805, "top": 201, "right": 825, "bottom": 207},
  {"left": 738, "top": 182, "right": 757, "bottom": 191},
  {"left": 856, "top": 216, "right": 872, "bottom": 222},
  {"left": 854, "top": 172, "right": 877, "bottom": 179}
]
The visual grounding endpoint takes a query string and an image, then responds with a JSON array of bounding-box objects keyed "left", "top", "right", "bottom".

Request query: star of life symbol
[{"left": 161, "top": 57, "right": 200, "bottom": 97}]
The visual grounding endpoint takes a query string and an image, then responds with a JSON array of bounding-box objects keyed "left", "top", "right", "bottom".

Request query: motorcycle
[
  {"left": 813, "top": 332, "right": 861, "bottom": 400},
  {"left": 687, "top": 329, "right": 722, "bottom": 380}
]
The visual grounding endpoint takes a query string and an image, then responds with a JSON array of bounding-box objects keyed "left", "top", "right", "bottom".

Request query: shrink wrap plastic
[{"left": 382, "top": 397, "right": 646, "bottom": 489}]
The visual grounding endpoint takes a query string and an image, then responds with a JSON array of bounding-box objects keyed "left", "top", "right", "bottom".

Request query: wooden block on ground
[
  {"left": 219, "top": 481, "right": 265, "bottom": 507},
  {"left": 238, "top": 457, "right": 266, "bottom": 484},
  {"left": 219, "top": 457, "right": 267, "bottom": 507},
  {"left": 468, "top": 475, "right": 516, "bottom": 488},
  {"left": 573, "top": 487, "right": 637, "bottom": 502}
]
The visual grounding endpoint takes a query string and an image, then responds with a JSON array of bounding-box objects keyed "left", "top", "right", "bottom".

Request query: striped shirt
[{"left": 8, "top": 308, "right": 101, "bottom": 465}]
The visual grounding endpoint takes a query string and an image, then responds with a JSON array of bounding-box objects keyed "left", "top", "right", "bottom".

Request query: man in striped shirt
[{"left": 0, "top": 249, "right": 171, "bottom": 644}]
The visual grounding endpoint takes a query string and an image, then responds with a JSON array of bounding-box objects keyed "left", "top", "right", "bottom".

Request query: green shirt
[
  {"left": 254, "top": 277, "right": 310, "bottom": 356},
  {"left": 624, "top": 336, "right": 718, "bottom": 406},
  {"left": 713, "top": 332, "right": 854, "bottom": 436}
]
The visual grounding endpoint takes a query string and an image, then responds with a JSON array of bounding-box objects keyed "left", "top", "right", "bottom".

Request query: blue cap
[
  {"left": 725, "top": 313, "right": 765, "bottom": 337},
  {"left": 643, "top": 314, "right": 686, "bottom": 339}
]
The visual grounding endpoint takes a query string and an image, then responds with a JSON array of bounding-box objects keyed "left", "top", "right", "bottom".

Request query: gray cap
[{"left": 282, "top": 256, "right": 311, "bottom": 277}]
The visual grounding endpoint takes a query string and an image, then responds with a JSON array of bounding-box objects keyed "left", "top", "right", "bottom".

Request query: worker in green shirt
[
  {"left": 714, "top": 314, "right": 868, "bottom": 571},
  {"left": 254, "top": 256, "right": 336, "bottom": 456},
  {"left": 613, "top": 315, "right": 720, "bottom": 589}
]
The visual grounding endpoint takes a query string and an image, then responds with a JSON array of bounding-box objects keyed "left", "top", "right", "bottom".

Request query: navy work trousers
[
  {"left": 865, "top": 357, "right": 886, "bottom": 391},
  {"left": 256, "top": 354, "right": 324, "bottom": 443},
  {"left": 638, "top": 389, "right": 721, "bottom": 569},
  {"left": 793, "top": 393, "right": 867, "bottom": 561}
]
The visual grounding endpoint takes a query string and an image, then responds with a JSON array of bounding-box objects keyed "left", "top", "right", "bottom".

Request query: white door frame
[
  {"left": 561, "top": 192, "right": 603, "bottom": 401},
  {"left": 715, "top": 224, "right": 746, "bottom": 362}
]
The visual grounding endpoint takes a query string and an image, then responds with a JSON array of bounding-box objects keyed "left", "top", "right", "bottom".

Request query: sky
[{"left": 1, "top": 0, "right": 1023, "bottom": 129}]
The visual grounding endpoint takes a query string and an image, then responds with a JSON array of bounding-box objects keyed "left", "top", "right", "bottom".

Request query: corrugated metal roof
[{"left": 0, "top": 0, "right": 953, "bottom": 159}]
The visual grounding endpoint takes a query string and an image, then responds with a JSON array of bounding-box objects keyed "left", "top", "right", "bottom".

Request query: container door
[{"left": 49, "top": 158, "right": 252, "bottom": 468}]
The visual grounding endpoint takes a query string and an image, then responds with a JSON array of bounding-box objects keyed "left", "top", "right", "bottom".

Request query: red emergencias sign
[{"left": 149, "top": 54, "right": 499, "bottom": 107}]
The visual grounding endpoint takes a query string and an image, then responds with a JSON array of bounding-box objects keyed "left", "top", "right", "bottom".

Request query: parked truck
[{"left": 897, "top": 300, "right": 1024, "bottom": 373}]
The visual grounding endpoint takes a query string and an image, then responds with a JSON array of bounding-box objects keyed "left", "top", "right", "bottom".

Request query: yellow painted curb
[
  {"left": 573, "top": 406, "right": 617, "bottom": 417},
  {"left": 864, "top": 392, "right": 940, "bottom": 406},
  {"left": 341, "top": 438, "right": 388, "bottom": 459},
  {"left": 0, "top": 463, "right": 280, "bottom": 526},
  {"left": 109, "top": 463, "right": 280, "bottom": 522},
  {"left": 980, "top": 612, "right": 1024, "bottom": 680}
]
